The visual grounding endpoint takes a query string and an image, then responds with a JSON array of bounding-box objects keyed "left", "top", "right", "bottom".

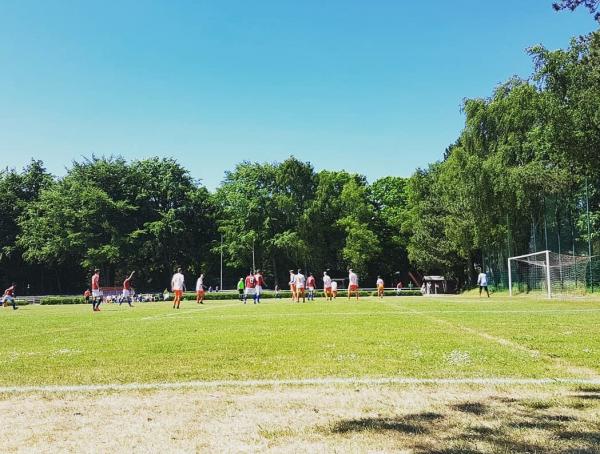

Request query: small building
[{"left": 423, "top": 276, "right": 447, "bottom": 294}]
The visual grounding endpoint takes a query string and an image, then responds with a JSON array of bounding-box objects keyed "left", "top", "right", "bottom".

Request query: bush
[
  {"left": 35, "top": 289, "right": 422, "bottom": 305},
  {"left": 183, "top": 289, "right": 422, "bottom": 300},
  {"left": 40, "top": 296, "right": 86, "bottom": 305}
]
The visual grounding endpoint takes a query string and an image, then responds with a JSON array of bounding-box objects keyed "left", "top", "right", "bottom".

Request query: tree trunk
[{"left": 272, "top": 255, "right": 279, "bottom": 287}]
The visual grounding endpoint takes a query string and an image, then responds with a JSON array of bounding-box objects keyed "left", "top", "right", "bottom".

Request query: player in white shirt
[
  {"left": 348, "top": 269, "right": 359, "bottom": 300},
  {"left": 331, "top": 280, "right": 338, "bottom": 299},
  {"left": 323, "top": 271, "right": 333, "bottom": 301},
  {"left": 295, "top": 269, "right": 306, "bottom": 303},
  {"left": 477, "top": 270, "right": 490, "bottom": 298},
  {"left": 196, "top": 273, "right": 205, "bottom": 304},
  {"left": 171, "top": 268, "right": 186, "bottom": 309},
  {"left": 289, "top": 270, "right": 297, "bottom": 302},
  {"left": 376, "top": 276, "right": 385, "bottom": 298}
]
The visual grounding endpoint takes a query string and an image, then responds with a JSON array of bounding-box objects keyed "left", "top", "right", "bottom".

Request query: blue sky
[{"left": 0, "top": 1, "right": 597, "bottom": 190}]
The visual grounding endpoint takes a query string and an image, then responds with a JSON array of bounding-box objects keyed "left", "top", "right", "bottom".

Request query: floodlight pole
[
  {"left": 220, "top": 234, "right": 223, "bottom": 291},
  {"left": 585, "top": 177, "right": 593, "bottom": 292},
  {"left": 545, "top": 250, "right": 552, "bottom": 299},
  {"left": 252, "top": 238, "right": 256, "bottom": 272}
]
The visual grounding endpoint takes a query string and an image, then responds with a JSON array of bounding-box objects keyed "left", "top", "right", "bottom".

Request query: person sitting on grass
[{"left": 2, "top": 283, "right": 17, "bottom": 310}]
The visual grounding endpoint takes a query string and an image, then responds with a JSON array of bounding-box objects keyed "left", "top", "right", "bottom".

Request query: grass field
[
  {"left": 2, "top": 295, "right": 600, "bottom": 452},
  {"left": 2, "top": 295, "right": 600, "bottom": 386}
]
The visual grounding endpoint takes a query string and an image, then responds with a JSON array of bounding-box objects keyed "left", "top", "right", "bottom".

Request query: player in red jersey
[
  {"left": 306, "top": 273, "right": 316, "bottom": 301},
  {"left": 91, "top": 269, "right": 103, "bottom": 311},
  {"left": 121, "top": 271, "right": 135, "bottom": 307},
  {"left": 244, "top": 271, "right": 256, "bottom": 304},
  {"left": 2, "top": 283, "right": 17, "bottom": 310},
  {"left": 254, "top": 270, "right": 265, "bottom": 304}
]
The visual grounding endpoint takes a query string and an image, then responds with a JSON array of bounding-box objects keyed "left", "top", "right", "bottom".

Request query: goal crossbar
[{"left": 508, "top": 250, "right": 592, "bottom": 298}]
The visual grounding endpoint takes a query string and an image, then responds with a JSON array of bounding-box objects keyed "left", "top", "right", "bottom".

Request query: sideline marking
[
  {"left": 1, "top": 377, "right": 599, "bottom": 394},
  {"left": 386, "top": 303, "right": 600, "bottom": 380},
  {"left": 140, "top": 302, "right": 241, "bottom": 321}
]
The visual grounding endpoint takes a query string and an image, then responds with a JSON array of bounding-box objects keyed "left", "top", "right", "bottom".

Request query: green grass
[{"left": 1, "top": 295, "right": 599, "bottom": 386}]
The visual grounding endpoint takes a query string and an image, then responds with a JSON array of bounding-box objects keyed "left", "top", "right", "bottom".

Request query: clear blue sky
[{"left": 0, "top": 1, "right": 597, "bottom": 190}]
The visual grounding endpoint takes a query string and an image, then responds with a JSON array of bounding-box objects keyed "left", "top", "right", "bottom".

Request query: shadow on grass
[
  {"left": 451, "top": 402, "right": 488, "bottom": 415},
  {"left": 322, "top": 394, "right": 600, "bottom": 453},
  {"left": 330, "top": 412, "right": 444, "bottom": 435}
]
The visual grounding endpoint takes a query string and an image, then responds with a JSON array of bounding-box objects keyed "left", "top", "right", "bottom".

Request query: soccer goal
[{"left": 508, "top": 250, "right": 591, "bottom": 298}]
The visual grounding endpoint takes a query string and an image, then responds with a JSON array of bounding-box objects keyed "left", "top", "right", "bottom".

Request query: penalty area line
[{"left": 1, "top": 377, "right": 600, "bottom": 394}]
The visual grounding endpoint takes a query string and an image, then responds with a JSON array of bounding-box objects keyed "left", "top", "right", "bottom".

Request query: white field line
[
  {"left": 387, "top": 303, "right": 600, "bottom": 380},
  {"left": 182, "top": 307, "right": 600, "bottom": 320},
  {"left": 140, "top": 302, "right": 241, "bottom": 321},
  {"left": 1, "top": 376, "right": 600, "bottom": 395}
]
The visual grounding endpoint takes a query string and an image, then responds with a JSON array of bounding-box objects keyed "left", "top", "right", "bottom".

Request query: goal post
[
  {"left": 508, "top": 250, "right": 592, "bottom": 298},
  {"left": 508, "top": 251, "right": 551, "bottom": 298}
]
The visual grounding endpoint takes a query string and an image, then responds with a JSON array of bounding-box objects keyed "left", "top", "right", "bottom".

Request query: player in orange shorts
[
  {"left": 295, "top": 269, "right": 306, "bottom": 303},
  {"left": 323, "top": 271, "right": 333, "bottom": 301},
  {"left": 196, "top": 273, "right": 205, "bottom": 304},
  {"left": 376, "top": 276, "right": 385, "bottom": 298},
  {"left": 289, "top": 270, "right": 297, "bottom": 302},
  {"left": 348, "top": 269, "right": 359, "bottom": 300},
  {"left": 331, "top": 280, "right": 338, "bottom": 299},
  {"left": 171, "top": 267, "right": 185, "bottom": 309}
]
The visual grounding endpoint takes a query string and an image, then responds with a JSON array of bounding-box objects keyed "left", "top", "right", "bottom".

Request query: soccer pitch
[
  {"left": 1, "top": 295, "right": 600, "bottom": 386},
  {"left": 2, "top": 296, "right": 600, "bottom": 452}
]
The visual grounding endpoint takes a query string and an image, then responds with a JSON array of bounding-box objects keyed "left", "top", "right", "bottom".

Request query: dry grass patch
[{"left": 1, "top": 383, "right": 599, "bottom": 453}]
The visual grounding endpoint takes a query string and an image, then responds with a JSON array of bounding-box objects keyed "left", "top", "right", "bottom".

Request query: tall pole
[
  {"left": 252, "top": 238, "right": 256, "bottom": 272},
  {"left": 586, "top": 177, "right": 593, "bottom": 292},
  {"left": 545, "top": 249, "right": 552, "bottom": 299},
  {"left": 544, "top": 197, "right": 549, "bottom": 251},
  {"left": 220, "top": 234, "right": 223, "bottom": 291},
  {"left": 508, "top": 258, "right": 513, "bottom": 297}
]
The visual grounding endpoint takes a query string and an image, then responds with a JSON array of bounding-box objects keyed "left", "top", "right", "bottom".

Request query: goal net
[{"left": 508, "top": 250, "right": 591, "bottom": 298}]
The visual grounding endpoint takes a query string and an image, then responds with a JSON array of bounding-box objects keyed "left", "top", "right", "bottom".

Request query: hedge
[
  {"left": 31, "top": 290, "right": 421, "bottom": 305},
  {"left": 40, "top": 296, "right": 87, "bottom": 305}
]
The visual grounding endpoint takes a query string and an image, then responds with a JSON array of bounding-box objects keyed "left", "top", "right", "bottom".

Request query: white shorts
[
  {"left": 296, "top": 284, "right": 305, "bottom": 290},
  {"left": 92, "top": 290, "right": 103, "bottom": 298},
  {"left": 122, "top": 289, "right": 132, "bottom": 298},
  {"left": 308, "top": 287, "right": 314, "bottom": 291},
  {"left": 244, "top": 288, "right": 256, "bottom": 296},
  {"left": 255, "top": 285, "right": 262, "bottom": 295}
]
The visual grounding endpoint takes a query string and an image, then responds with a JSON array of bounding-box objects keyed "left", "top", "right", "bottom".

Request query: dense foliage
[{"left": 405, "top": 30, "right": 600, "bottom": 287}]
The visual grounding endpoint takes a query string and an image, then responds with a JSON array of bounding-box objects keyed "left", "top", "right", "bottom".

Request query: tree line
[
  {"left": 0, "top": 156, "right": 409, "bottom": 294},
  {"left": 1, "top": 28, "right": 599, "bottom": 294}
]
